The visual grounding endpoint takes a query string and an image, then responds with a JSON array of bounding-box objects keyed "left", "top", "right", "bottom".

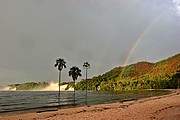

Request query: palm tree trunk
[
  {"left": 85, "top": 68, "right": 87, "bottom": 105},
  {"left": 59, "top": 71, "right": 61, "bottom": 98},
  {"left": 86, "top": 68, "right": 87, "bottom": 96},
  {"left": 73, "top": 80, "right": 75, "bottom": 104}
]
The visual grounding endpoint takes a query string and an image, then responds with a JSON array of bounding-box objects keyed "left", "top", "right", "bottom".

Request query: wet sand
[{"left": 0, "top": 89, "right": 180, "bottom": 120}]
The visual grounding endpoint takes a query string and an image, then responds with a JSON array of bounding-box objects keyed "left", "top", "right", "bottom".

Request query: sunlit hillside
[{"left": 76, "top": 53, "right": 180, "bottom": 91}]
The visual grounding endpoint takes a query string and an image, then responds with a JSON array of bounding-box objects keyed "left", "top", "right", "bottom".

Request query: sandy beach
[{"left": 0, "top": 89, "right": 179, "bottom": 120}]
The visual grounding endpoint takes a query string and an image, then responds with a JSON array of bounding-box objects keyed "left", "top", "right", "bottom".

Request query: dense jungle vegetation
[{"left": 76, "top": 53, "right": 180, "bottom": 91}]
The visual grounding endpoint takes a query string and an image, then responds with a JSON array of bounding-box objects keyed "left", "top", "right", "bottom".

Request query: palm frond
[
  {"left": 83, "top": 62, "right": 90, "bottom": 69},
  {"left": 69, "top": 66, "right": 82, "bottom": 81},
  {"left": 54, "top": 63, "right": 58, "bottom": 67},
  {"left": 54, "top": 58, "right": 66, "bottom": 71}
]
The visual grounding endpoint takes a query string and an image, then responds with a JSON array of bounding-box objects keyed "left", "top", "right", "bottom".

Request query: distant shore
[{"left": 0, "top": 89, "right": 180, "bottom": 120}]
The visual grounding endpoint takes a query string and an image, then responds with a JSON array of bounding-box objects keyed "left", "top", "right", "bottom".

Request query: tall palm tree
[
  {"left": 69, "top": 66, "right": 82, "bottom": 104},
  {"left": 83, "top": 62, "right": 90, "bottom": 97},
  {"left": 54, "top": 58, "right": 66, "bottom": 99}
]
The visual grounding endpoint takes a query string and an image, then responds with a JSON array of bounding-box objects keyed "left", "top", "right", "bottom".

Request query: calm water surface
[{"left": 0, "top": 90, "right": 170, "bottom": 114}]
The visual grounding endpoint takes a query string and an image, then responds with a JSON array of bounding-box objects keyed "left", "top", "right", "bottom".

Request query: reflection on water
[{"left": 0, "top": 90, "right": 170, "bottom": 114}]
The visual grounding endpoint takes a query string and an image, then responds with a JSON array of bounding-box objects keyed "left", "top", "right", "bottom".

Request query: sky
[{"left": 0, "top": 0, "right": 180, "bottom": 85}]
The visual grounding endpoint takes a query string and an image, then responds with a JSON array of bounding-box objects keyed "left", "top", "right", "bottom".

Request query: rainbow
[
  {"left": 118, "top": 10, "right": 167, "bottom": 78},
  {"left": 96, "top": 8, "right": 168, "bottom": 78}
]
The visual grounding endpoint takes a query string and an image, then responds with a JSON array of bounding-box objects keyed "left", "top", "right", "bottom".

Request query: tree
[
  {"left": 171, "top": 70, "right": 180, "bottom": 89},
  {"left": 54, "top": 58, "right": 66, "bottom": 99},
  {"left": 83, "top": 62, "right": 90, "bottom": 97},
  {"left": 69, "top": 66, "right": 82, "bottom": 104}
]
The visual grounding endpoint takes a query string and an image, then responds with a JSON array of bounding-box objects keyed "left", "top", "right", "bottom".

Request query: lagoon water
[{"left": 0, "top": 90, "right": 170, "bottom": 114}]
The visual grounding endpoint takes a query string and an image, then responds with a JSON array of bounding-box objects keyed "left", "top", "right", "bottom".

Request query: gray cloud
[{"left": 0, "top": 0, "right": 179, "bottom": 85}]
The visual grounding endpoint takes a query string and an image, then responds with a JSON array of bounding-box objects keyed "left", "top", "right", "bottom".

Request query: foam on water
[{"left": 41, "top": 82, "right": 74, "bottom": 91}]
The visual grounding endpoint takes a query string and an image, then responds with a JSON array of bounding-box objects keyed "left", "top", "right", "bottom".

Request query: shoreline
[
  {"left": 0, "top": 89, "right": 179, "bottom": 120},
  {"left": 0, "top": 89, "right": 171, "bottom": 116}
]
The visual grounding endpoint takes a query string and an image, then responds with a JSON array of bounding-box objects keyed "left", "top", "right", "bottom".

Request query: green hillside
[
  {"left": 150, "top": 53, "right": 180, "bottom": 74},
  {"left": 76, "top": 53, "right": 180, "bottom": 91},
  {"left": 8, "top": 82, "right": 49, "bottom": 90}
]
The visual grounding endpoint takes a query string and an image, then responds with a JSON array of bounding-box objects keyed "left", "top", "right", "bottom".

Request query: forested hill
[
  {"left": 120, "top": 53, "right": 180, "bottom": 79},
  {"left": 76, "top": 53, "right": 180, "bottom": 90}
]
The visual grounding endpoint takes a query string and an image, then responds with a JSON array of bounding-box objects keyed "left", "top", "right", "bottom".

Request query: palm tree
[
  {"left": 69, "top": 66, "right": 82, "bottom": 104},
  {"left": 83, "top": 62, "right": 90, "bottom": 97},
  {"left": 54, "top": 58, "right": 66, "bottom": 99}
]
